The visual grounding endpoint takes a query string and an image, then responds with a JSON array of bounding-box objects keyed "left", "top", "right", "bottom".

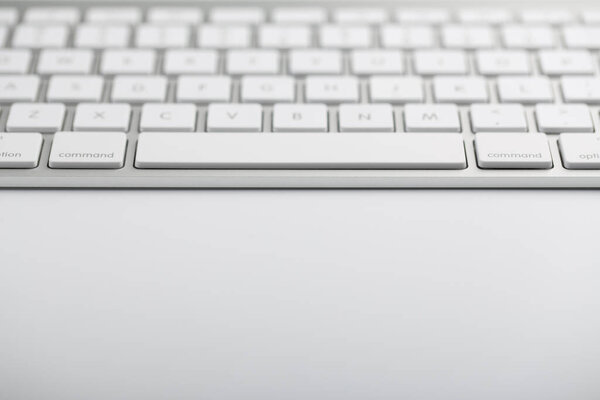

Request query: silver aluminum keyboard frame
[{"left": 1, "top": 0, "right": 600, "bottom": 188}]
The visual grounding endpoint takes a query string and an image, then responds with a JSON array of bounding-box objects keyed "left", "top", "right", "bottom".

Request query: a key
[
  {"left": 258, "top": 25, "right": 312, "bottom": 49},
  {"left": 135, "top": 132, "right": 467, "bottom": 169},
  {"left": 0, "top": 26, "right": 8, "bottom": 47},
  {"left": 441, "top": 25, "right": 496, "bottom": 49},
  {"left": 582, "top": 10, "right": 600, "bottom": 24},
  {"left": 111, "top": 76, "right": 167, "bottom": 103},
  {"left": 559, "top": 133, "right": 600, "bottom": 169},
  {"left": 176, "top": 76, "right": 232, "bottom": 103},
  {"left": 535, "top": 104, "right": 594, "bottom": 133},
  {"left": 73, "top": 103, "right": 131, "bottom": 132},
  {"left": 380, "top": 25, "right": 436, "bottom": 49},
  {"left": 350, "top": 50, "right": 404, "bottom": 75},
  {"left": 240, "top": 76, "right": 296, "bottom": 103},
  {"left": 338, "top": 104, "right": 395, "bottom": 132},
  {"left": 562, "top": 26, "right": 600, "bottom": 49},
  {"left": 272, "top": 103, "right": 328, "bottom": 132},
  {"left": 470, "top": 104, "right": 528, "bottom": 132},
  {"left": 135, "top": 25, "right": 190, "bottom": 48},
  {"left": 502, "top": 25, "right": 555, "bottom": 49},
  {"left": 139, "top": 104, "right": 197, "bottom": 132},
  {"left": 75, "top": 24, "right": 131, "bottom": 48},
  {"left": 37, "top": 49, "right": 94, "bottom": 75},
  {"left": 475, "top": 50, "right": 531, "bottom": 75},
  {"left": 46, "top": 75, "right": 104, "bottom": 103},
  {"left": 271, "top": 7, "right": 327, "bottom": 24},
  {"left": 101, "top": 49, "right": 156, "bottom": 75},
  {"left": 198, "top": 25, "right": 252, "bottom": 49},
  {"left": 24, "top": 7, "right": 80, "bottom": 24},
  {"left": 147, "top": 7, "right": 203, "bottom": 24},
  {"left": 6, "top": 103, "right": 65, "bottom": 133},
  {"left": 0, "top": 133, "right": 43, "bottom": 169},
  {"left": 210, "top": 7, "right": 265, "bottom": 24},
  {"left": 163, "top": 50, "right": 219, "bottom": 75},
  {"left": 0, "top": 75, "right": 40, "bottom": 102},
  {"left": 457, "top": 9, "right": 513, "bottom": 24},
  {"left": 12, "top": 24, "right": 69, "bottom": 48},
  {"left": 288, "top": 50, "right": 343, "bottom": 75},
  {"left": 520, "top": 9, "right": 574, "bottom": 24},
  {"left": 206, "top": 103, "right": 263, "bottom": 132},
  {"left": 226, "top": 50, "right": 280, "bottom": 75},
  {"left": 0, "top": 8, "right": 18, "bottom": 25},
  {"left": 86, "top": 7, "right": 142, "bottom": 24},
  {"left": 333, "top": 8, "right": 388, "bottom": 23},
  {"left": 305, "top": 76, "right": 360, "bottom": 104},
  {"left": 561, "top": 77, "right": 600, "bottom": 104},
  {"left": 413, "top": 50, "right": 469, "bottom": 75},
  {"left": 475, "top": 133, "right": 553, "bottom": 169},
  {"left": 497, "top": 76, "right": 554, "bottom": 104},
  {"left": 369, "top": 76, "right": 424, "bottom": 104},
  {"left": 319, "top": 25, "right": 372, "bottom": 48},
  {"left": 538, "top": 50, "right": 595, "bottom": 75},
  {"left": 49, "top": 132, "right": 127, "bottom": 169},
  {"left": 0, "top": 49, "right": 32, "bottom": 74},
  {"left": 395, "top": 8, "right": 450, "bottom": 24},
  {"left": 404, "top": 104, "right": 461, "bottom": 133},
  {"left": 433, "top": 76, "right": 488, "bottom": 104}
]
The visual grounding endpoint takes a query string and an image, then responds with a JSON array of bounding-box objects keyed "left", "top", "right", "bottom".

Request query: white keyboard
[{"left": 3, "top": 1, "right": 600, "bottom": 187}]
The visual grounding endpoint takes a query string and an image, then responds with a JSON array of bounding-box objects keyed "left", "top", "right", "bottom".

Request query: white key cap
[
  {"left": 582, "top": 10, "right": 600, "bottom": 24},
  {"left": 539, "top": 50, "right": 595, "bottom": 75},
  {"left": 272, "top": 104, "right": 328, "bottom": 132},
  {"left": 562, "top": 26, "right": 600, "bottom": 49},
  {"left": 0, "top": 26, "right": 8, "bottom": 47},
  {"left": 135, "top": 25, "right": 190, "bottom": 48},
  {"left": 475, "top": 133, "right": 553, "bottom": 169},
  {"left": 396, "top": 8, "right": 450, "bottom": 24},
  {"left": 414, "top": 50, "right": 469, "bottom": 75},
  {"left": 433, "top": 76, "right": 488, "bottom": 104},
  {"left": 536, "top": 104, "right": 594, "bottom": 133},
  {"left": 210, "top": 7, "right": 265, "bottom": 24},
  {"left": 305, "top": 76, "right": 359, "bottom": 104},
  {"left": 561, "top": 77, "right": 600, "bottom": 104},
  {"left": 369, "top": 76, "right": 424, "bottom": 104},
  {"left": 176, "top": 76, "right": 232, "bottom": 103},
  {"left": 241, "top": 76, "right": 295, "bottom": 103},
  {"left": 86, "top": 7, "right": 141, "bottom": 24},
  {"left": 258, "top": 25, "right": 312, "bottom": 49},
  {"left": 147, "top": 7, "right": 203, "bottom": 24},
  {"left": 139, "top": 104, "right": 197, "bottom": 132},
  {"left": 339, "top": 104, "right": 394, "bottom": 132},
  {"left": 475, "top": 50, "right": 531, "bottom": 75},
  {"left": 111, "top": 76, "right": 167, "bottom": 103},
  {"left": 559, "top": 134, "right": 600, "bottom": 169},
  {"left": 46, "top": 75, "right": 104, "bottom": 103},
  {"left": 441, "top": 25, "right": 496, "bottom": 49},
  {"left": 163, "top": 50, "right": 218, "bottom": 75},
  {"left": 0, "top": 8, "right": 18, "bottom": 25},
  {"left": 333, "top": 8, "right": 387, "bottom": 23},
  {"left": 226, "top": 50, "right": 280, "bottom": 75},
  {"left": 206, "top": 103, "right": 263, "bottom": 132},
  {"left": 136, "top": 132, "right": 467, "bottom": 169},
  {"left": 24, "top": 7, "right": 80, "bottom": 24},
  {"left": 350, "top": 50, "right": 404, "bottom": 75},
  {"left": 458, "top": 9, "right": 513, "bottom": 24},
  {"left": 520, "top": 9, "right": 574, "bottom": 24},
  {"left": 0, "top": 49, "right": 32, "bottom": 74},
  {"left": 12, "top": 25, "right": 69, "bottom": 48},
  {"left": 75, "top": 25, "right": 131, "bottom": 49},
  {"left": 37, "top": 49, "right": 94, "bottom": 75},
  {"left": 404, "top": 104, "right": 461, "bottom": 133},
  {"left": 470, "top": 104, "right": 528, "bottom": 132},
  {"left": 288, "top": 49, "right": 342, "bottom": 75},
  {"left": 497, "top": 76, "right": 554, "bottom": 104},
  {"left": 73, "top": 103, "right": 131, "bottom": 132},
  {"left": 380, "top": 25, "right": 436, "bottom": 49},
  {"left": 198, "top": 25, "right": 251, "bottom": 49},
  {"left": 49, "top": 132, "right": 127, "bottom": 169},
  {"left": 502, "top": 25, "right": 555, "bottom": 49},
  {"left": 0, "top": 75, "right": 39, "bottom": 102},
  {"left": 271, "top": 8, "right": 327, "bottom": 24},
  {"left": 6, "top": 103, "right": 65, "bottom": 133},
  {"left": 101, "top": 49, "right": 156, "bottom": 75},
  {"left": 0, "top": 133, "right": 43, "bottom": 169},
  {"left": 319, "top": 25, "right": 372, "bottom": 48}
]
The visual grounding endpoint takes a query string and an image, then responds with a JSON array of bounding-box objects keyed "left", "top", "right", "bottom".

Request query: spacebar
[{"left": 135, "top": 132, "right": 467, "bottom": 169}]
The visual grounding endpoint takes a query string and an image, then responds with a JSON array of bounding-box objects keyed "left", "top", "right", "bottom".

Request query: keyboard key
[
  {"left": 111, "top": 75, "right": 167, "bottom": 103},
  {"left": 12, "top": 24, "right": 69, "bottom": 48},
  {"left": 369, "top": 76, "right": 424, "bottom": 104},
  {"left": 135, "top": 132, "right": 467, "bottom": 169},
  {"left": 475, "top": 50, "right": 531, "bottom": 75},
  {"left": 559, "top": 134, "right": 600, "bottom": 169},
  {"left": 37, "top": 49, "right": 94, "bottom": 75},
  {"left": 75, "top": 24, "right": 131, "bottom": 48},
  {"left": 198, "top": 25, "right": 251, "bottom": 49},
  {"left": 539, "top": 50, "right": 595, "bottom": 75},
  {"left": 395, "top": 8, "right": 450, "bottom": 24},
  {"left": 258, "top": 25, "right": 312, "bottom": 49},
  {"left": 0, "top": 8, "right": 18, "bottom": 25},
  {"left": 24, "top": 7, "right": 80, "bottom": 24},
  {"left": 338, "top": 104, "right": 394, "bottom": 132},
  {"left": 520, "top": 9, "right": 574, "bottom": 24},
  {"left": 271, "top": 7, "right": 327, "bottom": 24},
  {"left": 333, "top": 8, "right": 388, "bottom": 23},
  {"left": 433, "top": 76, "right": 488, "bottom": 104},
  {"left": 163, "top": 50, "right": 218, "bottom": 75},
  {"left": 413, "top": 50, "right": 469, "bottom": 75},
  {"left": 6, "top": 103, "right": 65, "bottom": 133},
  {"left": 226, "top": 50, "right": 280, "bottom": 75},
  {"left": 73, "top": 103, "right": 131, "bottom": 131},
  {"left": 86, "top": 7, "right": 141, "bottom": 24},
  {"left": 289, "top": 49, "right": 343, "bottom": 75},
  {"left": 582, "top": 9, "right": 600, "bottom": 24},
  {"left": 350, "top": 50, "right": 404, "bottom": 75},
  {"left": 0, "top": 49, "right": 32, "bottom": 74},
  {"left": 272, "top": 104, "right": 328, "bottom": 132},
  {"left": 0, "top": 75, "right": 40, "bottom": 102},
  {"left": 0, "top": 26, "right": 8, "bottom": 47},
  {"left": 502, "top": 25, "right": 555, "bottom": 49},
  {"left": 46, "top": 75, "right": 104, "bottom": 103},
  {"left": 305, "top": 76, "right": 359, "bottom": 104},
  {"left": 139, "top": 104, "right": 197, "bottom": 132},
  {"left": 441, "top": 25, "right": 496, "bottom": 49},
  {"left": 210, "top": 7, "right": 265, "bottom": 24},
  {"left": 457, "top": 8, "right": 513, "bottom": 24},
  {"left": 561, "top": 77, "right": 600, "bottom": 104},
  {"left": 135, "top": 25, "right": 190, "bottom": 48},
  {"left": 475, "top": 133, "right": 553, "bottom": 169},
  {"left": 497, "top": 76, "right": 554, "bottom": 104},
  {"left": 319, "top": 25, "right": 372, "bottom": 48},
  {"left": 0, "top": 133, "right": 43, "bottom": 169},
  {"left": 562, "top": 26, "right": 600, "bottom": 49},
  {"left": 380, "top": 25, "right": 436, "bottom": 49},
  {"left": 49, "top": 132, "right": 127, "bottom": 169},
  {"left": 147, "top": 7, "right": 203, "bottom": 24},
  {"left": 470, "top": 104, "right": 528, "bottom": 132},
  {"left": 176, "top": 76, "right": 232, "bottom": 103},
  {"left": 535, "top": 104, "right": 594, "bottom": 133},
  {"left": 206, "top": 103, "right": 263, "bottom": 132},
  {"left": 101, "top": 49, "right": 156, "bottom": 75},
  {"left": 404, "top": 104, "right": 461, "bottom": 133},
  {"left": 240, "top": 76, "right": 295, "bottom": 103}
]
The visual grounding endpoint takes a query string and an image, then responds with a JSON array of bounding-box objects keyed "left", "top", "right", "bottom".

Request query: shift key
[{"left": 0, "top": 132, "right": 43, "bottom": 168}]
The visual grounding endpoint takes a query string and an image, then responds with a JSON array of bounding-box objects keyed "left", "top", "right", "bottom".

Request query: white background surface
[{"left": 1, "top": 190, "right": 600, "bottom": 399}]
